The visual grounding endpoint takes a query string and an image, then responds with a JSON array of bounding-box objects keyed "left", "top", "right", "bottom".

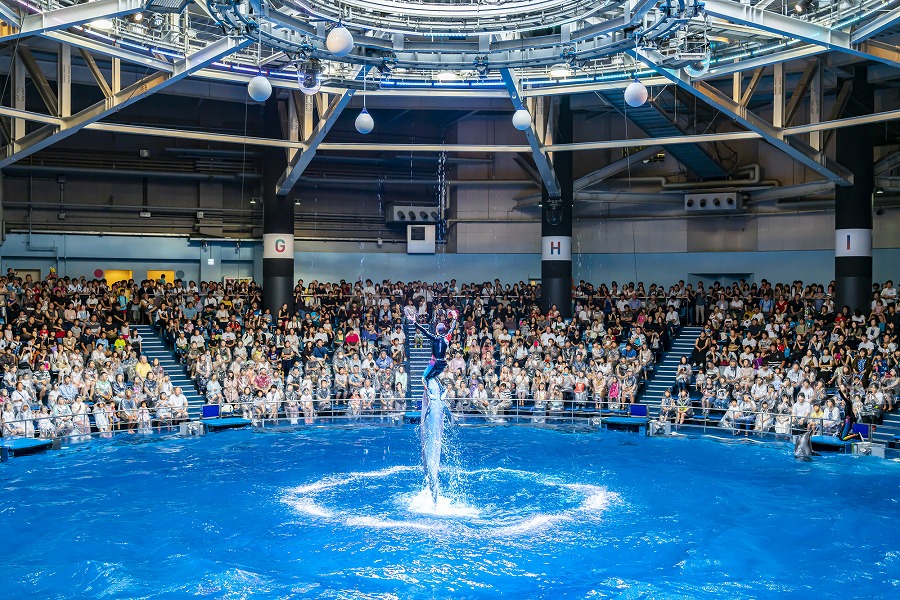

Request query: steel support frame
[
  {"left": 575, "top": 145, "right": 663, "bottom": 191},
  {"left": 0, "top": 1, "right": 20, "bottom": 28},
  {"left": 499, "top": 68, "right": 561, "bottom": 197},
  {"left": 17, "top": 45, "right": 58, "bottom": 117},
  {"left": 276, "top": 67, "right": 366, "bottom": 196},
  {"left": 702, "top": 0, "right": 900, "bottom": 69},
  {"left": 783, "top": 60, "right": 818, "bottom": 128},
  {"left": 634, "top": 47, "right": 853, "bottom": 185},
  {"left": 0, "top": 36, "right": 252, "bottom": 168},
  {"left": 3, "top": 101, "right": 900, "bottom": 155},
  {"left": 0, "top": 0, "right": 144, "bottom": 43},
  {"left": 851, "top": 4, "right": 900, "bottom": 43}
]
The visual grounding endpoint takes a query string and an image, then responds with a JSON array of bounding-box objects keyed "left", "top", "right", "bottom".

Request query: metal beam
[
  {"left": 0, "top": 36, "right": 252, "bottom": 168},
  {"left": 276, "top": 67, "right": 367, "bottom": 195},
  {"left": 499, "top": 68, "right": 560, "bottom": 197},
  {"left": 809, "top": 62, "right": 822, "bottom": 151},
  {"left": 2, "top": 101, "right": 899, "bottom": 155},
  {"left": 575, "top": 145, "right": 663, "bottom": 190},
  {"left": 0, "top": 2, "right": 20, "bottom": 28},
  {"left": 772, "top": 62, "right": 784, "bottom": 129},
  {"left": 783, "top": 60, "right": 818, "bottom": 128},
  {"left": 634, "top": 47, "right": 853, "bottom": 186},
  {"left": 78, "top": 48, "right": 113, "bottom": 99},
  {"left": 17, "top": 46, "right": 58, "bottom": 117},
  {"left": 875, "top": 152, "right": 900, "bottom": 176},
  {"left": 740, "top": 67, "right": 765, "bottom": 108},
  {"left": 11, "top": 53, "right": 25, "bottom": 141},
  {"left": 749, "top": 181, "right": 835, "bottom": 202},
  {"left": 851, "top": 4, "right": 900, "bottom": 43},
  {"left": 703, "top": 0, "right": 900, "bottom": 69},
  {"left": 58, "top": 43, "right": 71, "bottom": 118},
  {"left": 0, "top": 0, "right": 144, "bottom": 43},
  {"left": 822, "top": 80, "right": 852, "bottom": 149},
  {"left": 43, "top": 31, "right": 173, "bottom": 72},
  {"left": 706, "top": 45, "right": 828, "bottom": 79}
]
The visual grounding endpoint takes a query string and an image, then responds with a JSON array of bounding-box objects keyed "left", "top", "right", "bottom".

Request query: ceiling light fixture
[
  {"left": 550, "top": 65, "right": 573, "bottom": 79},
  {"left": 355, "top": 66, "right": 374, "bottom": 134},
  {"left": 326, "top": 24, "right": 354, "bottom": 57},
  {"left": 88, "top": 19, "right": 114, "bottom": 32},
  {"left": 623, "top": 79, "right": 648, "bottom": 107},
  {"left": 512, "top": 108, "right": 532, "bottom": 130}
]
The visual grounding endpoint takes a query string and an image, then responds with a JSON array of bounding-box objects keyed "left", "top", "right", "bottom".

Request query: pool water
[{"left": 2, "top": 425, "right": 899, "bottom": 599}]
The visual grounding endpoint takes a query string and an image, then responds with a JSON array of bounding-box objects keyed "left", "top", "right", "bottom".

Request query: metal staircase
[
  {"left": 133, "top": 325, "right": 205, "bottom": 418},
  {"left": 637, "top": 326, "right": 704, "bottom": 416},
  {"left": 405, "top": 320, "right": 433, "bottom": 408},
  {"left": 596, "top": 90, "right": 727, "bottom": 180},
  {"left": 872, "top": 410, "right": 900, "bottom": 447}
]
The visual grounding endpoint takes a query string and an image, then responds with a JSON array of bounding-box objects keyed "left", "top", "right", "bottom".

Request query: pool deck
[
  {"left": 1, "top": 414, "right": 893, "bottom": 461},
  {"left": 1, "top": 437, "right": 54, "bottom": 459}
]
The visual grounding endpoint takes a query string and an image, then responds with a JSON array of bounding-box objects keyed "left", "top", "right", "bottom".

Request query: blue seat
[
  {"left": 630, "top": 404, "right": 648, "bottom": 418},
  {"left": 201, "top": 404, "right": 220, "bottom": 419}
]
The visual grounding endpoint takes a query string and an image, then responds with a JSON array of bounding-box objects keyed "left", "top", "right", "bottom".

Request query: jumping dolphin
[
  {"left": 421, "top": 378, "right": 447, "bottom": 504},
  {"left": 794, "top": 429, "right": 816, "bottom": 458}
]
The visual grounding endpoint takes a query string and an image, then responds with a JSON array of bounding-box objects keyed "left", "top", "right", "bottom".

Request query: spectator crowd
[{"left": 1, "top": 269, "right": 898, "bottom": 441}]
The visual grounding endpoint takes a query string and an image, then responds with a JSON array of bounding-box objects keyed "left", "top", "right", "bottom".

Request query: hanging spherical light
[
  {"left": 326, "top": 25, "right": 354, "bottom": 57},
  {"left": 355, "top": 107, "right": 374, "bottom": 134},
  {"left": 623, "top": 79, "right": 648, "bottom": 108},
  {"left": 247, "top": 75, "right": 272, "bottom": 102},
  {"left": 512, "top": 108, "right": 532, "bottom": 131}
]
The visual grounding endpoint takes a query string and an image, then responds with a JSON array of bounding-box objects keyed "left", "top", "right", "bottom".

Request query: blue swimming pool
[{"left": 2, "top": 425, "right": 899, "bottom": 598}]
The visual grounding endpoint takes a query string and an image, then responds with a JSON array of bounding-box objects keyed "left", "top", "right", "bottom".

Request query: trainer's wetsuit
[{"left": 415, "top": 319, "right": 457, "bottom": 387}]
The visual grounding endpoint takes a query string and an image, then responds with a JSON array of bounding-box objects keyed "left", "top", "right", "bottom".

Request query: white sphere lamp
[
  {"left": 326, "top": 25, "right": 354, "bottom": 57},
  {"left": 355, "top": 107, "right": 374, "bottom": 134},
  {"left": 247, "top": 75, "right": 272, "bottom": 102},
  {"left": 512, "top": 108, "right": 532, "bottom": 131},
  {"left": 623, "top": 78, "right": 648, "bottom": 108}
]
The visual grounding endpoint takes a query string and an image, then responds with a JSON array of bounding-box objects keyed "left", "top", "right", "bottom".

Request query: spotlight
[
  {"left": 545, "top": 202, "right": 563, "bottom": 226},
  {"left": 430, "top": 211, "right": 439, "bottom": 220},
  {"left": 298, "top": 60, "right": 321, "bottom": 95},
  {"left": 436, "top": 71, "right": 459, "bottom": 82},
  {"left": 88, "top": 19, "right": 114, "bottom": 31},
  {"left": 408, "top": 211, "right": 417, "bottom": 221},
  {"left": 419, "top": 211, "right": 428, "bottom": 220},
  {"left": 128, "top": 12, "right": 144, "bottom": 24},
  {"left": 398, "top": 211, "right": 406, "bottom": 221},
  {"left": 550, "top": 65, "right": 573, "bottom": 79},
  {"left": 794, "top": 0, "right": 817, "bottom": 15}
]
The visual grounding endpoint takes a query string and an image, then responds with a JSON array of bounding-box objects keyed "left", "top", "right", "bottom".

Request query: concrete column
[{"left": 834, "top": 67, "right": 873, "bottom": 313}]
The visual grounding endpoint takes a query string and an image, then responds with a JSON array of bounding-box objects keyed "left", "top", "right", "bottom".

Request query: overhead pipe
[
  {"left": 3, "top": 165, "right": 261, "bottom": 181},
  {"left": 589, "top": 164, "right": 768, "bottom": 192}
]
